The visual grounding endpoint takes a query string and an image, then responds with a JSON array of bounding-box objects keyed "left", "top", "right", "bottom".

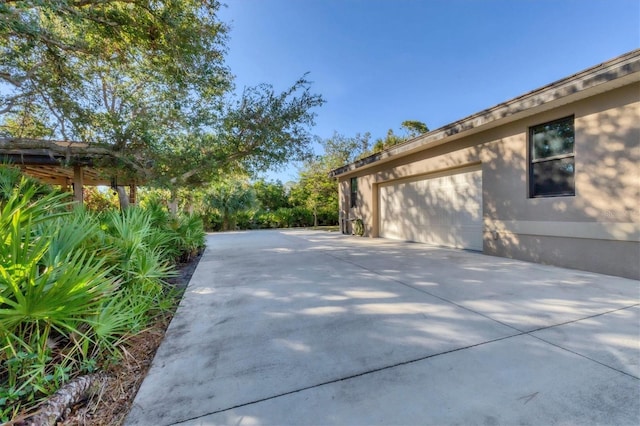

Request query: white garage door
[{"left": 379, "top": 168, "right": 483, "bottom": 251}]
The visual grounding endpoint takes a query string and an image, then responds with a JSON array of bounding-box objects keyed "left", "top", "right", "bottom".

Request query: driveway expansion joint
[
  {"left": 127, "top": 231, "right": 640, "bottom": 426},
  {"left": 170, "top": 332, "right": 524, "bottom": 425},
  {"left": 321, "top": 245, "right": 640, "bottom": 380},
  {"left": 526, "top": 304, "right": 640, "bottom": 380}
]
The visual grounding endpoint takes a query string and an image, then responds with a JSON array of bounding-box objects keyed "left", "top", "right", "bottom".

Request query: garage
[{"left": 378, "top": 167, "right": 483, "bottom": 251}]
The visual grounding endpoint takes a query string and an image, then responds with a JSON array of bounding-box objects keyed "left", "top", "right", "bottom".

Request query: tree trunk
[
  {"left": 168, "top": 200, "right": 178, "bottom": 215},
  {"left": 22, "top": 374, "right": 107, "bottom": 426},
  {"left": 168, "top": 188, "right": 179, "bottom": 216},
  {"left": 116, "top": 186, "right": 129, "bottom": 210}
]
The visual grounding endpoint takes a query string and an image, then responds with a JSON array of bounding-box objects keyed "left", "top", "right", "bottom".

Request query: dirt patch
[{"left": 58, "top": 253, "right": 203, "bottom": 426}]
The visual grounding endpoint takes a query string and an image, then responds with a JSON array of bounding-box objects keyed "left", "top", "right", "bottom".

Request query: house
[{"left": 330, "top": 49, "right": 640, "bottom": 280}]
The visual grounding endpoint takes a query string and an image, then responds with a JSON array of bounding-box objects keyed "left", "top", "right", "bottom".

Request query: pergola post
[
  {"left": 129, "top": 184, "right": 137, "bottom": 206},
  {"left": 73, "top": 165, "right": 84, "bottom": 204}
]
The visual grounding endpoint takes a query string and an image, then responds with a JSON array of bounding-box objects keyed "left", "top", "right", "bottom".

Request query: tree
[
  {"left": 369, "top": 120, "right": 429, "bottom": 153},
  {"left": 373, "top": 128, "right": 404, "bottom": 152},
  {"left": 321, "top": 131, "right": 371, "bottom": 166},
  {"left": 158, "top": 76, "right": 325, "bottom": 189},
  {"left": 290, "top": 156, "right": 337, "bottom": 227},
  {"left": 253, "top": 180, "right": 290, "bottom": 211},
  {"left": 205, "top": 179, "right": 255, "bottom": 231},
  {"left": 2, "top": 0, "right": 231, "bottom": 168},
  {"left": 1, "top": 0, "right": 232, "bottom": 206},
  {"left": 401, "top": 120, "right": 429, "bottom": 138},
  {"left": 289, "top": 131, "right": 375, "bottom": 227},
  {"left": 1, "top": 2, "right": 325, "bottom": 211},
  {"left": 1, "top": 0, "right": 231, "bottom": 120}
]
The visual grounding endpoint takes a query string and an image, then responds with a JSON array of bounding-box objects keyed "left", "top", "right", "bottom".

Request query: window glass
[
  {"left": 350, "top": 177, "right": 357, "bottom": 208},
  {"left": 531, "top": 119, "right": 574, "bottom": 160},
  {"left": 529, "top": 116, "right": 575, "bottom": 198},
  {"left": 531, "top": 157, "right": 575, "bottom": 196}
]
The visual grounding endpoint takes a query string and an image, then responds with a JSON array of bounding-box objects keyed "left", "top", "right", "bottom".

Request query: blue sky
[{"left": 218, "top": 0, "right": 640, "bottom": 182}]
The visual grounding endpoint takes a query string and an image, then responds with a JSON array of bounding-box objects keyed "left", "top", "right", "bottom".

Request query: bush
[
  {"left": 0, "top": 167, "right": 206, "bottom": 422},
  {"left": 291, "top": 206, "right": 314, "bottom": 227},
  {"left": 83, "top": 186, "right": 119, "bottom": 212},
  {"left": 203, "top": 205, "right": 326, "bottom": 230},
  {"left": 173, "top": 213, "right": 206, "bottom": 262},
  {"left": 0, "top": 178, "right": 118, "bottom": 420},
  {"left": 317, "top": 207, "right": 339, "bottom": 226},
  {"left": 204, "top": 210, "right": 223, "bottom": 232},
  {"left": 235, "top": 209, "right": 254, "bottom": 230},
  {"left": 273, "top": 208, "right": 294, "bottom": 228}
]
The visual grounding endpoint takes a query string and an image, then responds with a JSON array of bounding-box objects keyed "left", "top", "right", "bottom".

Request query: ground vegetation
[{"left": 0, "top": 166, "right": 205, "bottom": 423}]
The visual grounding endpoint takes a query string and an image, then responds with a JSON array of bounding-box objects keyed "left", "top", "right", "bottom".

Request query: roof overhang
[{"left": 330, "top": 49, "right": 640, "bottom": 179}]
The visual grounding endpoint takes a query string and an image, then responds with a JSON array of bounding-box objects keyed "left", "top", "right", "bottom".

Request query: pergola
[{"left": 0, "top": 138, "right": 140, "bottom": 205}]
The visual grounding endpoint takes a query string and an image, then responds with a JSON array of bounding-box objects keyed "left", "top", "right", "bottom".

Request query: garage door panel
[{"left": 379, "top": 169, "right": 483, "bottom": 251}]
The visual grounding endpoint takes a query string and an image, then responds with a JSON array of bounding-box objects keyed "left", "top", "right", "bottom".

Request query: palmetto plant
[
  {"left": 174, "top": 213, "right": 206, "bottom": 262},
  {"left": 0, "top": 178, "right": 118, "bottom": 418},
  {"left": 143, "top": 196, "right": 206, "bottom": 262},
  {"left": 206, "top": 179, "right": 256, "bottom": 231},
  {"left": 0, "top": 220, "right": 116, "bottom": 337},
  {"left": 0, "top": 167, "right": 206, "bottom": 421},
  {"left": 101, "top": 207, "right": 177, "bottom": 289},
  {"left": 0, "top": 166, "right": 22, "bottom": 202},
  {"left": 89, "top": 287, "right": 153, "bottom": 358}
]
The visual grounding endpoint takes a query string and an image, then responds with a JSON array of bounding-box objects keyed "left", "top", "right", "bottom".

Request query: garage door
[{"left": 379, "top": 168, "right": 483, "bottom": 251}]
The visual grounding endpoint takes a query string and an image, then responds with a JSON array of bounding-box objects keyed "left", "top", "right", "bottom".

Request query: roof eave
[{"left": 330, "top": 49, "right": 640, "bottom": 179}]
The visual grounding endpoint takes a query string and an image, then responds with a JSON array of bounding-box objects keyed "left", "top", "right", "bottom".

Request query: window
[
  {"left": 529, "top": 116, "right": 575, "bottom": 197},
  {"left": 350, "top": 177, "right": 358, "bottom": 208}
]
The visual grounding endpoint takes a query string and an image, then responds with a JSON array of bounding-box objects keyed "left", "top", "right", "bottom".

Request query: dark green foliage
[
  {"left": 173, "top": 213, "right": 206, "bottom": 262},
  {"left": 0, "top": 167, "right": 206, "bottom": 422},
  {"left": 401, "top": 120, "right": 429, "bottom": 137},
  {"left": 253, "top": 180, "right": 290, "bottom": 211},
  {"left": 83, "top": 187, "right": 119, "bottom": 213}
]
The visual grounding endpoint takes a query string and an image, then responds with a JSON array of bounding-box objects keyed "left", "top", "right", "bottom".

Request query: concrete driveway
[{"left": 126, "top": 230, "right": 640, "bottom": 426}]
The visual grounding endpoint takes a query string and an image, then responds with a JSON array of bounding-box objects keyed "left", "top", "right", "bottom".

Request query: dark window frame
[
  {"left": 528, "top": 115, "right": 576, "bottom": 198},
  {"left": 350, "top": 177, "right": 357, "bottom": 208}
]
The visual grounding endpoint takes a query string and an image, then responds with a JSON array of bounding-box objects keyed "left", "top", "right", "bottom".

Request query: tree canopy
[
  {"left": 0, "top": 1, "right": 325, "bottom": 196},
  {"left": 401, "top": 120, "right": 429, "bottom": 138},
  {"left": 370, "top": 120, "right": 429, "bottom": 153}
]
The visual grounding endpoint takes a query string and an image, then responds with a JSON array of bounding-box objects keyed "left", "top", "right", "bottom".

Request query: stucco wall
[{"left": 339, "top": 83, "right": 639, "bottom": 279}]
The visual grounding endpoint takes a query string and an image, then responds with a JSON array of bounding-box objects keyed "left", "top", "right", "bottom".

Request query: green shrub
[
  {"left": 353, "top": 218, "right": 364, "bottom": 236},
  {"left": 204, "top": 209, "right": 223, "bottom": 231},
  {"left": 83, "top": 187, "right": 119, "bottom": 212},
  {"left": 101, "top": 207, "right": 177, "bottom": 289},
  {"left": 173, "top": 213, "right": 206, "bottom": 262},
  {"left": 0, "top": 168, "right": 200, "bottom": 422},
  {"left": 235, "top": 209, "right": 254, "bottom": 230},
  {"left": 273, "top": 207, "right": 294, "bottom": 228},
  {"left": 291, "top": 206, "right": 314, "bottom": 227},
  {"left": 0, "top": 180, "right": 117, "bottom": 419}
]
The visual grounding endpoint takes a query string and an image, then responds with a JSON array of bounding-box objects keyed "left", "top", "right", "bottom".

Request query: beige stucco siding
[{"left": 339, "top": 83, "right": 639, "bottom": 279}]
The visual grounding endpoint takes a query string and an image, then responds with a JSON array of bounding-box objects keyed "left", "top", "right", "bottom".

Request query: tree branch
[{"left": 20, "top": 374, "right": 107, "bottom": 426}]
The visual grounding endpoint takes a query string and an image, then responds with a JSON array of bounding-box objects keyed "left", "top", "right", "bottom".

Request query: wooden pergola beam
[{"left": 1, "top": 138, "right": 144, "bottom": 209}]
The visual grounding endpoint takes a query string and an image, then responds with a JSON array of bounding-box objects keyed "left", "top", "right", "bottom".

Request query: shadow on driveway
[{"left": 126, "top": 230, "right": 640, "bottom": 426}]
